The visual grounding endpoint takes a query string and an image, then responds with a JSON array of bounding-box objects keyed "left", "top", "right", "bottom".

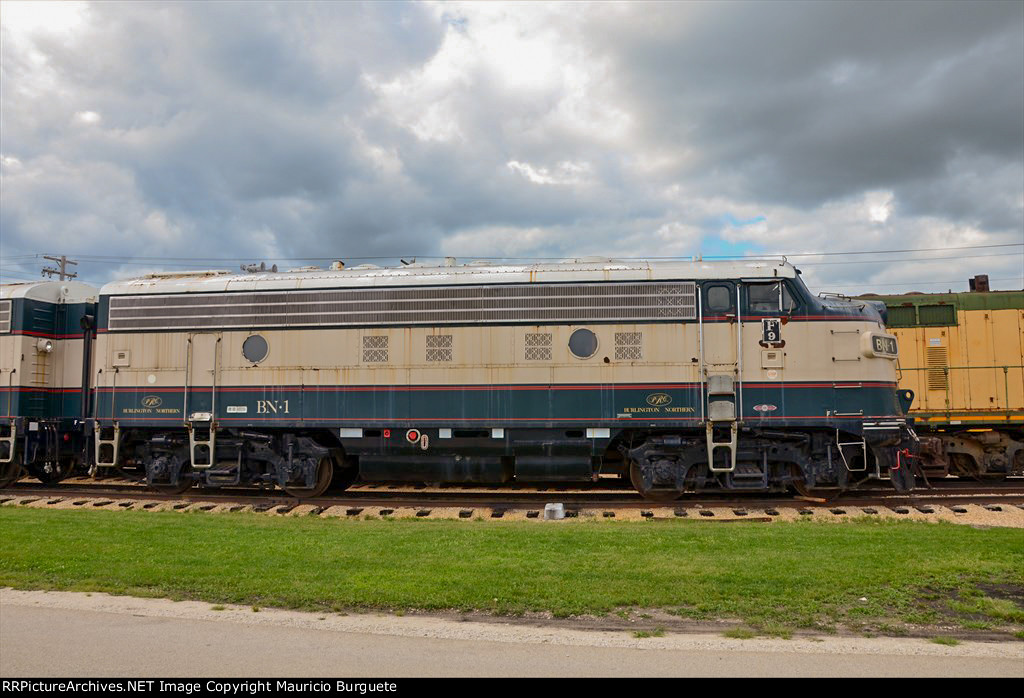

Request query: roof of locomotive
[
  {"left": 0, "top": 280, "right": 98, "bottom": 303},
  {"left": 859, "top": 288, "right": 1024, "bottom": 312},
  {"left": 100, "top": 258, "right": 798, "bottom": 296}
]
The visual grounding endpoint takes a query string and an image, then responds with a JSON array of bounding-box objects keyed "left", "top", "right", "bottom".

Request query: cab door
[
  {"left": 186, "top": 332, "right": 221, "bottom": 421},
  {"left": 700, "top": 282, "right": 739, "bottom": 422},
  {"left": 701, "top": 282, "right": 738, "bottom": 373}
]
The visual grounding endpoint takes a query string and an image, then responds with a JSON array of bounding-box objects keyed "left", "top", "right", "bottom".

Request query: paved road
[{"left": 1, "top": 591, "right": 1021, "bottom": 677}]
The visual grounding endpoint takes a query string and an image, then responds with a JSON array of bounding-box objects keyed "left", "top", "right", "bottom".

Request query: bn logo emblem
[
  {"left": 646, "top": 393, "right": 672, "bottom": 407},
  {"left": 762, "top": 318, "right": 781, "bottom": 344},
  {"left": 141, "top": 395, "right": 162, "bottom": 408}
]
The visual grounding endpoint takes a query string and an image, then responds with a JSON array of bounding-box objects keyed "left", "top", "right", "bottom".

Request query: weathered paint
[{"left": 92, "top": 381, "right": 902, "bottom": 429}]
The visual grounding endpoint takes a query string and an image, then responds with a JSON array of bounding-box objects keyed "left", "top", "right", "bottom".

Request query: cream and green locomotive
[
  {"left": 0, "top": 281, "right": 98, "bottom": 486},
  {"left": 91, "top": 259, "right": 917, "bottom": 498}
]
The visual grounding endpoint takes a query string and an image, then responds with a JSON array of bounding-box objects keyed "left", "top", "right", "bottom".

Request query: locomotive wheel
[
  {"left": 791, "top": 479, "right": 841, "bottom": 501},
  {"left": 788, "top": 464, "right": 840, "bottom": 500},
  {"left": 0, "top": 462, "right": 22, "bottom": 488},
  {"left": 950, "top": 453, "right": 1006, "bottom": 481},
  {"left": 33, "top": 468, "right": 67, "bottom": 485},
  {"left": 629, "top": 462, "right": 682, "bottom": 502},
  {"left": 283, "top": 456, "right": 333, "bottom": 498},
  {"left": 149, "top": 465, "right": 195, "bottom": 495},
  {"left": 329, "top": 464, "right": 359, "bottom": 492},
  {"left": 33, "top": 458, "right": 76, "bottom": 485}
]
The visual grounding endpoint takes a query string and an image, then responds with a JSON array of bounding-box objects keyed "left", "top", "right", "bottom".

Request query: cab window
[
  {"left": 747, "top": 282, "right": 797, "bottom": 314},
  {"left": 705, "top": 285, "right": 733, "bottom": 313}
]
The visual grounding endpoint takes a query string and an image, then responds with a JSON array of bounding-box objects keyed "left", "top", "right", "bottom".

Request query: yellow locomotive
[{"left": 863, "top": 276, "right": 1023, "bottom": 478}]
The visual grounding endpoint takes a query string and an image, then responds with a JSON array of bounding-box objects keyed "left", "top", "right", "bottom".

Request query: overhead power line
[
  {"left": 796, "top": 251, "right": 1023, "bottom": 266},
  {"left": 1, "top": 242, "right": 1017, "bottom": 265},
  {"left": 759, "top": 243, "right": 1023, "bottom": 258},
  {"left": 810, "top": 276, "right": 1024, "bottom": 289}
]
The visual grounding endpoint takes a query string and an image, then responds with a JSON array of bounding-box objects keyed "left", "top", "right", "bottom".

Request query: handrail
[
  {"left": 698, "top": 291, "right": 705, "bottom": 423},
  {"left": 212, "top": 336, "right": 221, "bottom": 428},
  {"left": 183, "top": 336, "right": 191, "bottom": 425},
  {"left": 897, "top": 364, "right": 1022, "bottom": 415},
  {"left": 736, "top": 284, "right": 743, "bottom": 421}
]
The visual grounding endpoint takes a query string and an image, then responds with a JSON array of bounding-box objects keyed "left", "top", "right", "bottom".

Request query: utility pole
[{"left": 41, "top": 255, "right": 78, "bottom": 281}]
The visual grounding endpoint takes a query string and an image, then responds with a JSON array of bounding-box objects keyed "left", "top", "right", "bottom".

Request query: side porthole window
[
  {"left": 242, "top": 334, "right": 269, "bottom": 363},
  {"left": 568, "top": 328, "right": 598, "bottom": 359}
]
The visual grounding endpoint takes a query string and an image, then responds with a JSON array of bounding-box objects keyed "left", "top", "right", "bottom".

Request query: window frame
[
  {"left": 703, "top": 283, "right": 735, "bottom": 315},
  {"left": 744, "top": 280, "right": 798, "bottom": 316}
]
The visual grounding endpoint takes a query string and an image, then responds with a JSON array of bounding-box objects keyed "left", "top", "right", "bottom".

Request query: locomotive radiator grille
[
  {"left": 926, "top": 346, "right": 949, "bottom": 391},
  {"left": 106, "top": 282, "right": 698, "bottom": 331}
]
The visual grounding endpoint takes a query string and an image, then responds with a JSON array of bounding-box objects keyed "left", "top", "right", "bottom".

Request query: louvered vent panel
[
  {"left": 426, "top": 334, "right": 452, "bottom": 362},
  {"left": 106, "top": 281, "right": 698, "bottom": 331},
  {"left": 885, "top": 305, "right": 916, "bottom": 328},
  {"left": 0, "top": 300, "right": 10, "bottom": 334},
  {"left": 926, "top": 346, "right": 949, "bottom": 391},
  {"left": 525, "top": 333, "right": 552, "bottom": 361},
  {"left": 614, "top": 332, "right": 642, "bottom": 360},
  {"left": 918, "top": 304, "right": 956, "bottom": 326},
  {"left": 362, "top": 335, "right": 388, "bottom": 363}
]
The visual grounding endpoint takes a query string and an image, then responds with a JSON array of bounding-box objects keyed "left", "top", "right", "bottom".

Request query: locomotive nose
[{"left": 865, "top": 300, "right": 888, "bottom": 324}]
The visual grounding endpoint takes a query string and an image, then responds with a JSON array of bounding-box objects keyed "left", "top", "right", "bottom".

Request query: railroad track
[{"left": 3, "top": 477, "right": 1024, "bottom": 517}]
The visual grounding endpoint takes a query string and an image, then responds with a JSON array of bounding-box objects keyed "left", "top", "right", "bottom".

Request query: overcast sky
[{"left": 1, "top": 0, "right": 1022, "bottom": 293}]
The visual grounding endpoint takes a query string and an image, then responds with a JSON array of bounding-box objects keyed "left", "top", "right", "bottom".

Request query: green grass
[
  {"left": 948, "top": 596, "right": 1024, "bottom": 623},
  {"left": 0, "top": 507, "right": 1022, "bottom": 634},
  {"left": 930, "top": 636, "right": 960, "bottom": 646},
  {"left": 633, "top": 628, "right": 665, "bottom": 638},
  {"left": 723, "top": 628, "right": 757, "bottom": 639}
]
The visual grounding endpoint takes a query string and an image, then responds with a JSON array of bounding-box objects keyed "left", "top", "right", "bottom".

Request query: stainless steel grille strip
[
  {"left": 0, "top": 300, "right": 10, "bottom": 334},
  {"left": 107, "top": 282, "right": 697, "bottom": 331}
]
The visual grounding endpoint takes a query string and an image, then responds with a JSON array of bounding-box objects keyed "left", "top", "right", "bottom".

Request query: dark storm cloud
[
  {"left": 0, "top": 0, "right": 450, "bottom": 280},
  {"left": 1, "top": 1, "right": 1021, "bottom": 291},
  {"left": 590, "top": 1, "right": 1024, "bottom": 216}
]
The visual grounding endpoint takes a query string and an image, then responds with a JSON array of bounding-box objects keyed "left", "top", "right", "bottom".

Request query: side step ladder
[
  {"left": 835, "top": 428, "right": 867, "bottom": 472},
  {"left": 204, "top": 452, "right": 241, "bottom": 486},
  {"left": 706, "top": 374, "right": 738, "bottom": 472},
  {"left": 0, "top": 419, "right": 16, "bottom": 463},
  {"left": 188, "top": 417, "right": 215, "bottom": 469},
  {"left": 94, "top": 422, "right": 121, "bottom": 467}
]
